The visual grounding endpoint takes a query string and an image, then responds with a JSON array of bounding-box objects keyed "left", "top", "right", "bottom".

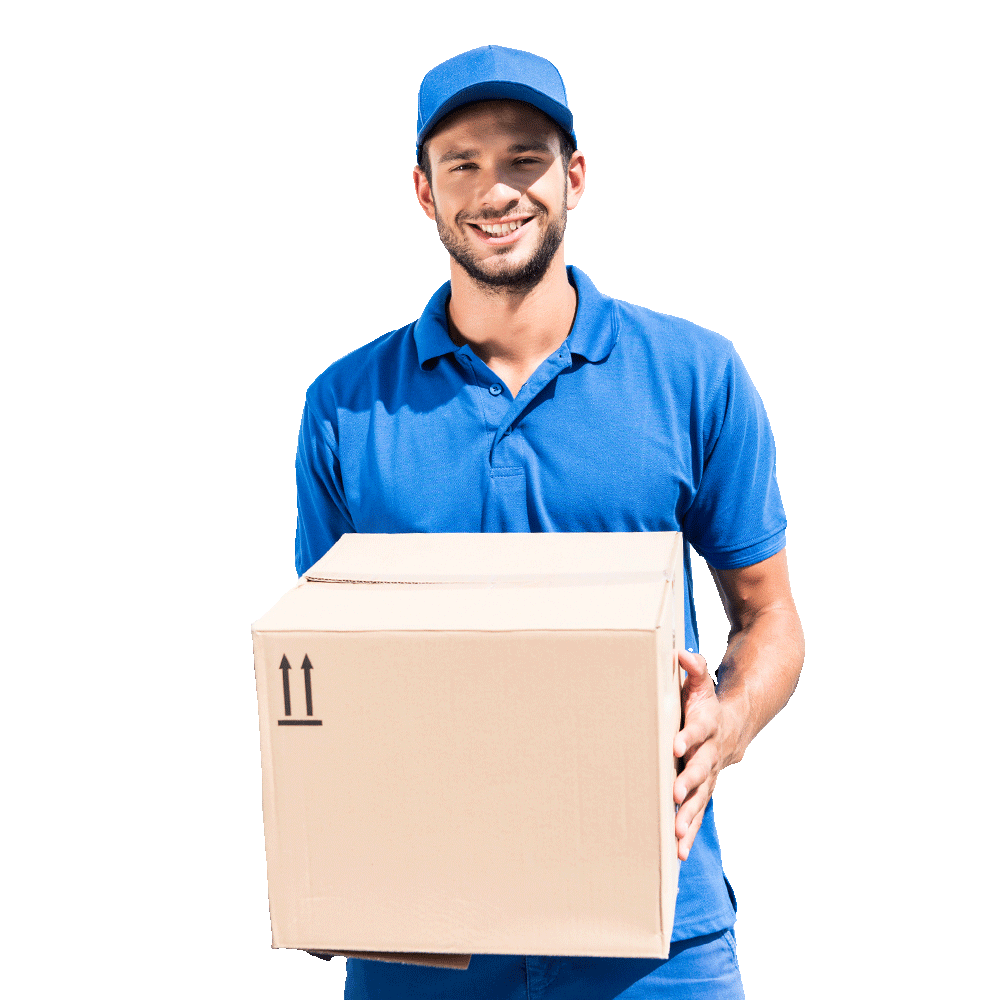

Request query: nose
[{"left": 479, "top": 167, "right": 522, "bottom": 214}]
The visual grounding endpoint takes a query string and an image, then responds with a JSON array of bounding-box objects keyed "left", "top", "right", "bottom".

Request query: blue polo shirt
[{"left": 295, "top": 265, "right": 786, "bottom": 942}]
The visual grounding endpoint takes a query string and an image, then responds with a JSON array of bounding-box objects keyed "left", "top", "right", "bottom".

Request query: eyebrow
[{"left": 436, "top": 141, "right": 553, "bottom": 164}]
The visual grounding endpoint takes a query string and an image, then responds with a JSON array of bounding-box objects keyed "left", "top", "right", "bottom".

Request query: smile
[{"left": 468, "top": 217, "right": 534, "bottom": 244}]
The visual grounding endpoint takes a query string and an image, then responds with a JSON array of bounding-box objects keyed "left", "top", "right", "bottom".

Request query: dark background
[{"left": 236, "top": 36, "right": 836, "bottom": 996}]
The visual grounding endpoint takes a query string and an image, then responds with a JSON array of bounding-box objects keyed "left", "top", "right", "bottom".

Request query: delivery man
[{"left": 294, "top": 45, "right": 805, "bottom": 1000}]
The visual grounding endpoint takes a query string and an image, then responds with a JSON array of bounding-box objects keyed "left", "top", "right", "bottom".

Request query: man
[{"left": 295, "top": 45, "right": 804, "bottom": 1000}]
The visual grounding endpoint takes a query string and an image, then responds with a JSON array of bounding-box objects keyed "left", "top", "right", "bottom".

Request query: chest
[{"left": 337, "top": 359, "right": 697, "bottom": 534}]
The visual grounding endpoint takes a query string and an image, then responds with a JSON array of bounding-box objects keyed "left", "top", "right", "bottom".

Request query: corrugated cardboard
[{"left": 252, "top": 532, "right": 684, "bottom": 968}]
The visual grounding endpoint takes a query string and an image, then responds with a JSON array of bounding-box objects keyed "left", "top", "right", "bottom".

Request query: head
[
  {"left": 412, "top": 47, "right": 585, "bottom": 294},
  {"left": 414, "top": 100, "right": 584, "bottom": 292}
]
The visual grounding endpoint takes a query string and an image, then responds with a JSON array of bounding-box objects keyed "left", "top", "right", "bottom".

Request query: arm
[
  {"left": 295, "top": 396, "right": 356, "bottom": 576},
  {"left": 673, "top": 547, "right": 805, "bottom": 860}
]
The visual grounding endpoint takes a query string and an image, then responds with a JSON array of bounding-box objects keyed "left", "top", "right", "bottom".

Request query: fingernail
[
  {"left": 677, "top": 785, "right": 686, "bottom": 800},
  {"left": 676, "top": 742, "right": 686, "bottom": 756}
]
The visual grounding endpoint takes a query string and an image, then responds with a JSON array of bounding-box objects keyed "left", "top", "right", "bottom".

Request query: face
[{"left": 414, "top": 101, "right": 585, "bottom": 293}]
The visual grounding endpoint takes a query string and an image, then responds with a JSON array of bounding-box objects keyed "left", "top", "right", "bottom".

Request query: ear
[
  {"left": 413, "top": 166, "right": 436, "bottom": 221},
  {"left": 566, "top": 150, "right": 586, "bottom": 211}
]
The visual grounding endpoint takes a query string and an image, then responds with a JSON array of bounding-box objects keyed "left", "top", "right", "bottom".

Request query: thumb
[{"left": 677, "top": 648, "right": 712, "bottom": 688}]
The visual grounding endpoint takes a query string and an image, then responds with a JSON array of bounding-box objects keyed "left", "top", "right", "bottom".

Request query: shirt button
[{"left": 489, "top": 383, "right": 503, "bottom": 396}]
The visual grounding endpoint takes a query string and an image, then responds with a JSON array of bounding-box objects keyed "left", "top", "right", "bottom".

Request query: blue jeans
[{"left": 344, "top": 929, "right": 744, "bottom": 999}]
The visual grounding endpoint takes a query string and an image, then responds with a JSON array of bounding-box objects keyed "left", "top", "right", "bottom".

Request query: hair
[{"left": 417, "top": 109, "right": 576, "bottom": 187}]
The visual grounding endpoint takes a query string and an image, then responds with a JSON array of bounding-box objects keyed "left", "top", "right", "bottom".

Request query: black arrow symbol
[
  {"left": 279, "top": 655, "right": 292, "bottom": 716},
  {"left": 301, "top": 655, "right": 314, "bottom": 716}
]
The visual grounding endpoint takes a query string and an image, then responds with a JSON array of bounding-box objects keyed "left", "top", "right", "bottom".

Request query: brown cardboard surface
[{"left": 252, "top": 532, "right": 683, "bottom": 963}]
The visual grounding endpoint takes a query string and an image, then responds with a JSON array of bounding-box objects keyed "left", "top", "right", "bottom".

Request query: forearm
[
  {"left": 673, "top": 549, "right": 803, "bottom": 858},
  {"left": 714, "top": 606, "right": 804, "bottom": 766}
]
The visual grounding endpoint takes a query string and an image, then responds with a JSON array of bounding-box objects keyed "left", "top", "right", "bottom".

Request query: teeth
[{"left": 480, "top": 220, "right": 524, "bottom": 235}]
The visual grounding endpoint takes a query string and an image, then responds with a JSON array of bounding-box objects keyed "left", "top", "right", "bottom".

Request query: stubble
[{"left": 434, "top": 188, "right": 568, "bottom": 295}]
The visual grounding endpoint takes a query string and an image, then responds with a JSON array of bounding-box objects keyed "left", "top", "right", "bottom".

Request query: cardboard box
[{"left": 252, "top": 532, "right": 684, "bottom": 968}]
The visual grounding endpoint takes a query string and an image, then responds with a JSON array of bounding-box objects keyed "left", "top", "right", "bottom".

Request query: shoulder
[
  {"left": 609, "top": 296, "right": 739, "bottom": 404},
  {"left": 304, "top": 321, "right": 418, "bottom": 415},
  {"left": 615, "top": 297, "right": 734, "bottom": 361}
]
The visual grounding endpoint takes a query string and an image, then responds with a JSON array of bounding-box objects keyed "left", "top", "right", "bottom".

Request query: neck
[{"left": 446, "top": 251, "right": 577, "bottom": 396}]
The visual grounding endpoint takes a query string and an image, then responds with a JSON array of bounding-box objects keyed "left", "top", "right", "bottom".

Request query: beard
[{"left": 434, "top": 191, "right": 568, "bottom": 294}]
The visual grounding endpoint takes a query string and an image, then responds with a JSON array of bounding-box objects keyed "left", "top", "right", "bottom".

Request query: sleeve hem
[{"left": 695, "top": 526, "right": 787, "bottom": 571}]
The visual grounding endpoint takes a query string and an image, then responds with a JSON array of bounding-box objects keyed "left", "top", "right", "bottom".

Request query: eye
[{"left": 446, "top": 156, "right": 542, "bottom": 174}]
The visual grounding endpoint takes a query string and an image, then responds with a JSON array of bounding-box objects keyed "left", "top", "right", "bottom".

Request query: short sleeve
[
  {"left": 682, "top": 345, "right": 787, "bottom": 569},
  {"left": 294, "top": 396, "right": 355, "bottom": 576}
]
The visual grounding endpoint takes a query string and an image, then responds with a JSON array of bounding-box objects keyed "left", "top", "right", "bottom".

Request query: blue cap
[{"left": 416, "top": 45, "right": 576, "bottom": 159}]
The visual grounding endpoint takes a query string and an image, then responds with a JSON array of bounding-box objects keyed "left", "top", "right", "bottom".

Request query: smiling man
[
  {"left": 295, "top": 45, "right": 804, "bottom": 1000},
  {"left": 413, "top": 96, "right": 584, "bottom": 399},
  {"left": 419, "top": 99, "right": 577, "bottom": 298}
]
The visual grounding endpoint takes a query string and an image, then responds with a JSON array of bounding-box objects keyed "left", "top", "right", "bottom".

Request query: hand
[{"left": 673, "top": 649, "right": 730, "bottom": 861}]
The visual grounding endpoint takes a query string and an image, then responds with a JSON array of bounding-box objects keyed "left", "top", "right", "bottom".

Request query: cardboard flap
[
  {"left": 304, "top": 532, "right": 681, "bottom": 584},
  {"left": 307, "top": 950, "right": 472, "bottom": 970},
  {"left": 254, "top": 579, "right": 668, "bottom": 633},
  {"left": 252, "top": 532, "right": 685, "bottom": 634}
]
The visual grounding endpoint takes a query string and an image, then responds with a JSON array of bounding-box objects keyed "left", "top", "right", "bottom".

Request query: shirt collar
[{"left": 413, "top": 265, "right": 619, "bottom": 370}]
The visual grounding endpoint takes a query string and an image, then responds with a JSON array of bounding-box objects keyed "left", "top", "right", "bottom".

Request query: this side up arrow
[
  {"left": 301, "top": 655, "right": 314, "bottom": 716},
  {"left": 279, "top": 655, "right": 292, "bottom": 716}
]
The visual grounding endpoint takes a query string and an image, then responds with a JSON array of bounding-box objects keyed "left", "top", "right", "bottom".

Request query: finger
[
  {"left": 674, "top": 650, "right": 715, "bottom": 757},
  {"left": 675, "top": 770, "right": 718, "bottom": 854},
  {"left": 674, "top": 689, "right": 721, "bottom": 758},
  {"left": 674, "top": 709, "right": 719, "bottom": 759},
  {"left": 673, "top": 755, "right": 713, "bottom": 805},
  {"left": 675, "top": 743, "right": 720, "bottom": 822},
  {"left": 677, "top": 648, "right": 710, "bottom": 682},
  {"left": 677, "top": 802, "right": 707, "bottom": 861},
  {"left": 676, "top": 772, "right": 715, "bottom": 836},
  {"left": 675, "top": 751, "right": 718, "bottom": 820},
  {"left": 677, "top": 800, "right": 705, "bottom": 859}
]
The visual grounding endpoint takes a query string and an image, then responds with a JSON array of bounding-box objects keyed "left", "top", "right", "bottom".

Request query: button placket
[{"left": 490, "top": 349, "right": 574, "bottom": 457}]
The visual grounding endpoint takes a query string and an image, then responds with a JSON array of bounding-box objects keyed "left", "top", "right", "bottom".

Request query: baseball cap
[{"left": 416, "top": 45, "right": 576, "bottom": 159}]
